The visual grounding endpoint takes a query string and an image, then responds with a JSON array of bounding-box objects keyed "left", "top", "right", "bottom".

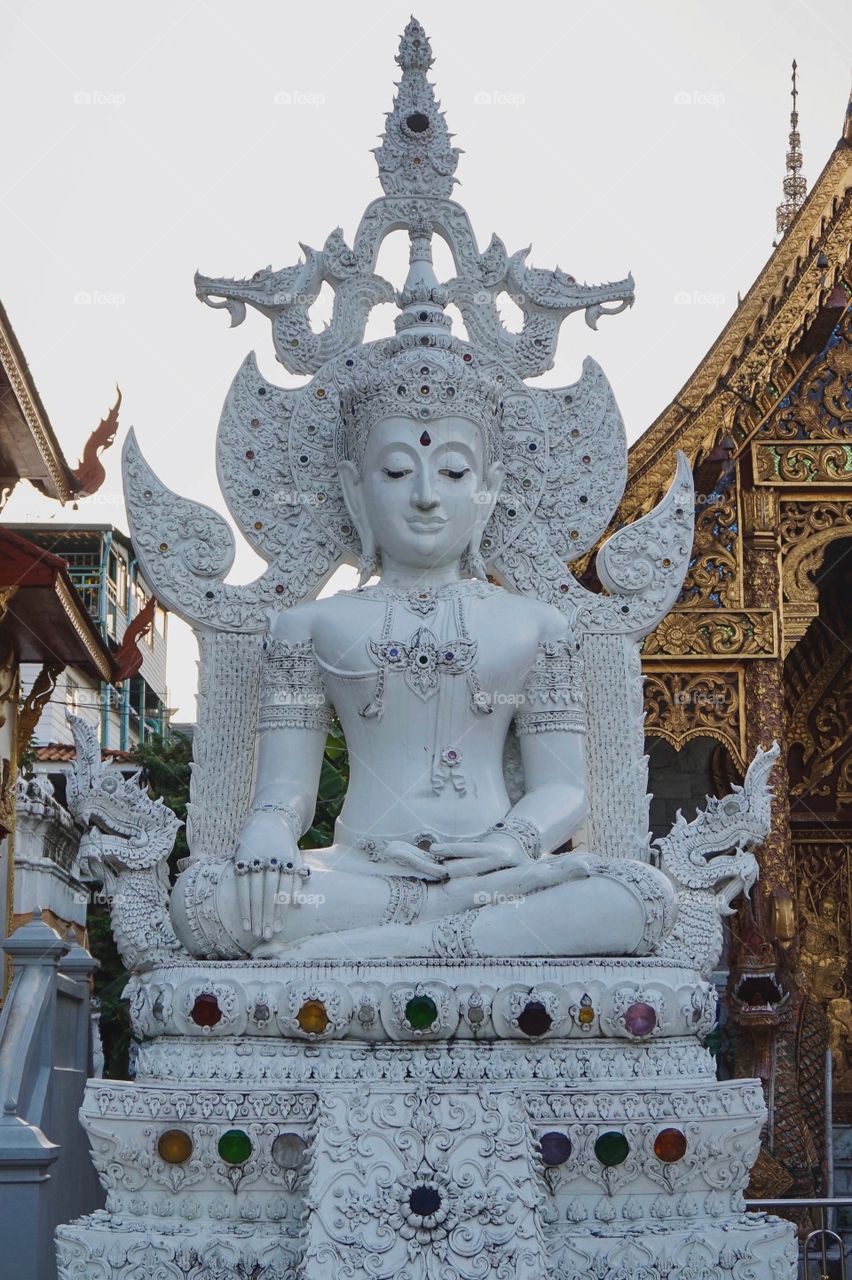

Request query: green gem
[
  {"left": 594, "top": 1131, "right": 630, "bottom": 1167},
  {"left": 405, "top": 994, "right": 438, "bottom": 1030},
  {"left": 218, "top": 1129, "right": 252, "bottom": 1165}
]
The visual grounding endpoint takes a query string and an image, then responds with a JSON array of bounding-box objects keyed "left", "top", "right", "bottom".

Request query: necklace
[
  {"left": 357, "top": 586, "right": 494, "bottom": 720},
  {"left": 344, "top": 579, "right": 498, "bottom": 618}
]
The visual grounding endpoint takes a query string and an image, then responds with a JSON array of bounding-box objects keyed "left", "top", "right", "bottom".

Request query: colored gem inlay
[
  {"left": 654, "top": 1128, "right": 688, "bottom": 1163},
  {"left": 218, "top": 1129, "right": 252, "bottom": 1166},
  {"left": 272, "top": 1132, "right": 308, "bottom": 1169},
  {"left": 297, "top": 999, "right": 330, "bottom": 1035},
  {"left": 539, "top": 1131, "right": 572, "bottom": 1167},
  {"left": 405, "top": 994, "right": 439, "bottom": 1030},
  {"left": 190, "top": 993, "right": 222, "bottom": 1028},
  {"left": 157, "top": 1129, "right": 193, "bottom": 1165},
  {"left": 409, "top": 1185, "right": 442, "bottom": 1216},
  {"left": 595, "top": 1131, "right": 630, "bottom": 1167},
  {"left": 624, "top": 1001, "right": 657, "bottom": 1036},
  {"left": 517, "top": 1000, "right": 553, "bottom": 1038},
  {"left": 419, "top": 430, "right": 432, "bottom": 446}
]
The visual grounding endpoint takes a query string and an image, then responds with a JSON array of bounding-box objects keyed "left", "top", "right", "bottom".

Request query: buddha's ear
[
  {"left": 466, "top": 461, "right": 504, "bottom": 581},
  {"left": 474, "top": 461, "right": 504, "bottom": 534},
  {"left": 339, "top": 459, "right": 365, "bottom": 526},
  {"left": 339, "top": 460, "right": 378, "bottom": 584}
]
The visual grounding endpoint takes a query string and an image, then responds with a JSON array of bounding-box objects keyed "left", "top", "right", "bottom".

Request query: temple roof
[
  {"left": 0, "top": 527, "right": 114, "bottom": 680},
  {"left": 33, "top": 743, "right": 135, "bottom": 765},
  {"left": 615, "top": 85, "right": 852, "bottom": 527},
  {"left": 0, "top": 299, "right": 119, "bottom": 503}
]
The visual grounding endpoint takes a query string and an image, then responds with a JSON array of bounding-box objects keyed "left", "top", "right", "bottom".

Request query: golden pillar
[{"left": 741, "top": 488, "right": 793, "bottom": 894}]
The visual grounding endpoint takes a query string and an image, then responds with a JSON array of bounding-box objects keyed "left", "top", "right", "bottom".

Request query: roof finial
[
  {"left": 373, "top": 17, "right": 461, "bottom": 198},
  {"left": 775, "top": 59, "right": 807, "bottom": 238}
]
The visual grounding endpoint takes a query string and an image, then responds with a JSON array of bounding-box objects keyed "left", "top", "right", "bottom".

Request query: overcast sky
[{"left": 2, "top": 0, "right": 851, "bottom": 721}]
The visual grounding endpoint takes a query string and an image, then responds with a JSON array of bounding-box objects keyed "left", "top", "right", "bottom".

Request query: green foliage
[
  {"left": 18, "top": 736, "right": 36, "bottom": 777},
  {"left": 132, "top": 731, "right": 193, "bottom": 879},
  {"left": 89, "top": 901, "right": 132, "bottom": 1079},
  {"left": 303, "top": 723, "right": 349, "bottom": 848}
]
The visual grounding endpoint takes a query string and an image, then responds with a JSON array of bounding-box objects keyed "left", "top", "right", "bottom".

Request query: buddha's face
[{"left": 339, "top": 415, "right": 503, "bottom": 573}]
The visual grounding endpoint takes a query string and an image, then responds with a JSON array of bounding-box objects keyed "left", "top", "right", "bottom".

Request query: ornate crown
[
  {"left": 335, "top": 224, "right": 505, "bottom": 465},
  {"left": 337, "top": 335, "right": 505, "bottom": 467}
]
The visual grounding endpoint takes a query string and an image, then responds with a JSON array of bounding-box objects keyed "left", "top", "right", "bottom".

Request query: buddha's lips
[{"left": 406, "top": 517, "right": 447, "bottom": 531}]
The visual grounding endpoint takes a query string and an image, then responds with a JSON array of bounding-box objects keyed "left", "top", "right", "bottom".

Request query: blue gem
[
  {"left": 444, "top": 651, "right": 455, "bottom": 661},
  {"left": 528, "top": 442, "right": 537, "bottom": 451},
  {"left": 389, "top": 647, "right": 399, "bottom": 657}
]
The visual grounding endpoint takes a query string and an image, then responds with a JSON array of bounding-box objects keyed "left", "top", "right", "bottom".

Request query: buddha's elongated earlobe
[
  {"left": 463, "top": 540, "right": 488, "bottom": 582},
  {"left": 339, "top": 459, "right": 379, "bottom": 583},
  {"left": 464, "top": 460, "right": 503, "bottom": 580},
  {"left": 357, "top": 545, "right": 380, "bottom": 585}
]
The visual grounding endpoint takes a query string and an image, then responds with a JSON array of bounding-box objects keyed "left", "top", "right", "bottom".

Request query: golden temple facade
[{"left": 604, "top": 86, "right": 852, "bottom": 1197}]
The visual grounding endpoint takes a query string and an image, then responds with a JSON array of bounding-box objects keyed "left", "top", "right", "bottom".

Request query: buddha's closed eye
[
  {"left": 439, "top": 468, "right": 470, "bottom": 480},
  {"left": 382, "top": 467, "right": 413, "bottom": 479}
]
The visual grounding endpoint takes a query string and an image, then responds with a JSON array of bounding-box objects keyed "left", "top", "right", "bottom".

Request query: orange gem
[
  {"left": 654, "top": 1127, "right": 687, "bottom": 1163},
  {"left": 577, "top": 1005, "right": 595, "bottom": 1025},
  {"left": 157, "top": 1129, "right": 193, "bottom": 1164},
  {"left": 297, "top": 998, "right": 330, "bottom": 1035}
]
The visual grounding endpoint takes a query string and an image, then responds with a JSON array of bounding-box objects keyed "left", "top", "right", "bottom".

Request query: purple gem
[
  {"left": 539, "top": 1132, "right": 572, "bottom": 1166},
  {"left": 624, "top": 1002, "right": 657, "bottom": 1037},
  {"left": 389, "top": 647, "right": 399, "bottom": 658},
  {"left": 446, "top": 750, "right": 457, "bottom": 760},
  {"left": 444, "top": 651, "right": 455, "bottom": 661}
]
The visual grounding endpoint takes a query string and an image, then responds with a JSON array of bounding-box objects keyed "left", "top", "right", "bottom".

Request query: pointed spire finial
[
  {"left": 373, "top": 17, "right": 461, "bottom": 198},
  {"left": 776, "top": 59, "right": 807, "bottom": 238}
]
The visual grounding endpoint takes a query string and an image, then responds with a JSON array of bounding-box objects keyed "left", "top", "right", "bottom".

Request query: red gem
[
  {"left": 275, "top": 585, "right": 285, "bottom": 594},
  {"left": 463, "top": 353, "right": 472, "bottom": 362},
  {"left": 245, "top": 450, "right": 255, "bottom": 460},
  {"left": 419, "top": 431, "right": 431, "bottom": 446},
  {"left": 190, "top": 993, "right": 222, "bottom": 1028}
]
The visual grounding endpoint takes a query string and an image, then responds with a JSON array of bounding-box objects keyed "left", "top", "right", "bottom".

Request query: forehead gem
[{"left": 419, "top": 430, "right": 431, "bottom": 446}]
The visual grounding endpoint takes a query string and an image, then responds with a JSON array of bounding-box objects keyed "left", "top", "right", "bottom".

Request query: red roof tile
[{"left": 34, "top": 743, "right": 135, "bottom": 764}]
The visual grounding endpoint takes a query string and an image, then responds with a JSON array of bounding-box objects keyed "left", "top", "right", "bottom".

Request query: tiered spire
[
  {"left": 775, "top": 60, "right": 807, "bottom": 238},
  {"left": 373, "top": 17, "right": 461, "bottom": 197}
]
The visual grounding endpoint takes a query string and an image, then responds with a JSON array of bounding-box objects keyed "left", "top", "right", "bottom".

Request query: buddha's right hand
[{"left": 234, "top": 812, "right": 308, "bottom": 940}]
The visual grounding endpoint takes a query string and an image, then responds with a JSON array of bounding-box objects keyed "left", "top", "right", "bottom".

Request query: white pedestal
[{"left": 55, "top": 958, "right": 797, "bottom": 1278}]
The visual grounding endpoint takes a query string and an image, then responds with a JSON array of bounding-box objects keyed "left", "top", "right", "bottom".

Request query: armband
[
  {"left": 258, "top": 636, "right": 334, "bottom": 734},
  {"left": 513, "top": 636, "right": 585, "bottom": 737}
]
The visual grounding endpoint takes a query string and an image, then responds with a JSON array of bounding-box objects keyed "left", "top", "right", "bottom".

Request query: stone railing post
[{"left": 0, "top": 911, "right": 68, "bottom": 1280}]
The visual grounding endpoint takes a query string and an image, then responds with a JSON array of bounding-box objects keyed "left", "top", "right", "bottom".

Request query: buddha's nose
[{"left": 412, "top": 475, "right": 439, "bottom": 509}]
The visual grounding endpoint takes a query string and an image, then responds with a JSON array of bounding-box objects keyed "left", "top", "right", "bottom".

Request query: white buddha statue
[{"left": 170, "top": 282, "right": 675, "bottom": 963}]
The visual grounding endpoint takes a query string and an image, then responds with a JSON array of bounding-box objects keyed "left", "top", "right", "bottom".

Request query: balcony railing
[{"left": 747, "top": 1199, "right": 852, "bottom": 1278}]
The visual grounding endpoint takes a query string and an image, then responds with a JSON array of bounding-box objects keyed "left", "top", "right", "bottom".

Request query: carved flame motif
[{"left": 72, "top": 386, "right": 121, "bottom": 496}]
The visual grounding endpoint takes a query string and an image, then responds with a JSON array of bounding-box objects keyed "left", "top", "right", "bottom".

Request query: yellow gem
[
  {"left": 297, "top": 998, "right": 330, "bottom": 1035},
  {"left": 157, "top": 1129, "right": 193, "bottom": 1164},
  {"left": 578, "top": 1006, "right": 595, "bottom": 1025}
]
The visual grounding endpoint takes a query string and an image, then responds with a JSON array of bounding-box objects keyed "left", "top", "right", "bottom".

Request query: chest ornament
[{"left": 369, "top": 627, "right": 478, "bottom": 701}]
